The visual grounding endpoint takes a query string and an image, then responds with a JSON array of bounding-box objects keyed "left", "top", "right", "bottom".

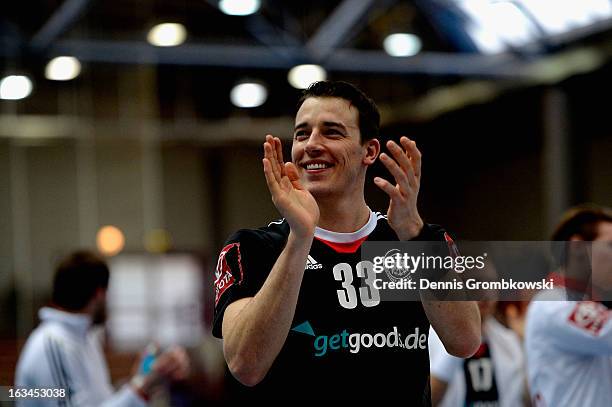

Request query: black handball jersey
[{"left": 213, "top": 210, "right": 452, "bottom": 404}]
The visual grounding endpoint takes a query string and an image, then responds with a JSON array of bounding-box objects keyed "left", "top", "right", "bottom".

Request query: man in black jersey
[{"left": 213, "top": 81, "right": 480, "bottom": 403}]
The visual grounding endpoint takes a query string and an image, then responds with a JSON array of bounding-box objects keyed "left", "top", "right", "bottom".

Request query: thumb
[{"left": 285, "top": 162, "right": 304, "bottom": 189}]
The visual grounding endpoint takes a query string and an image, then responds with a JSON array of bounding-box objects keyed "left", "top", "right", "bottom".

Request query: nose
[{"left": 304, "top": 129, "right": 324, "bottom": 156}]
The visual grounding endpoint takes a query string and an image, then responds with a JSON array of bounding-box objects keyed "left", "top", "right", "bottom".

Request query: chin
[{"left": 304, "top": 182, "right": 334, "bottom": 198}]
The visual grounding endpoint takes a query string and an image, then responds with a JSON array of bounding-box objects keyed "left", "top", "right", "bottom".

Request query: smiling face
[{"left": 291, "top": 96, "right": 378, "bottom": 200}]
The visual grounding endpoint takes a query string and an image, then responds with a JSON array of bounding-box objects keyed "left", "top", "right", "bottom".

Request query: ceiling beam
[
  {"left": 30, "top": 0, "right": 92, "bottom": 50},
  {"left": 306, "top": 0, "right": 379, "bottom": 61},
  {"left": 51, "top": 39, "right": 307, "bottom": 68},
  {"left": 327, "top": 49, "right": 522, "bottom": 77},
  {"left": 48, "top": 39, "right": 523, "bottom": 78}
]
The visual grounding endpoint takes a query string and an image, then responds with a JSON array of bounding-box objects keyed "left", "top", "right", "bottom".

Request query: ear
[
  {"left": 569, "top": 234, "right": 584, "bottom": 242},
  {"left": 363, "top": 138, "right": 380, "bottom": 166},
  {"left": 94, "top": 287, "right": 107, "bottom": 301}
]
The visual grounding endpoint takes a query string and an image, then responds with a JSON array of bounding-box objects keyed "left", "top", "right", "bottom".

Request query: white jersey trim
[
  {"left": 314, "top": 208, "right": 378, "bottom": 243},
  {"left": 268, "top": 218, "right": 285, "bottom": 226}
]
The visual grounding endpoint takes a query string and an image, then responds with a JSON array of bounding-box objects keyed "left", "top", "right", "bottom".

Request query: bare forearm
[
  {"left": 222, "top": 232, "right": 312, "bottom": 385},
  {"left": 423, "top": 300, "right": 481, "bottom": 357},
  {"left": 430, "top": 376, "right": 449, "bottom": 406}
]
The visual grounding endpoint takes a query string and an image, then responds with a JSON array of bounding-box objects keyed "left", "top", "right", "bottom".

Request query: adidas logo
[{"left": 305, "top": 255, "right": 323, "bottom": 270}]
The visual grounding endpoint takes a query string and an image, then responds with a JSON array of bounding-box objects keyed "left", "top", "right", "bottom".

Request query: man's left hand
[{"left": 374, "top": 136, "right": 424, "bottom": 240}]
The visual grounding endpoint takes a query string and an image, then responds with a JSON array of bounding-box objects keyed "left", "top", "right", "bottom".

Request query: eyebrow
[
  {"left": 322, "top": 121, "right": 347, "bottom": 131},
  {"left": 294, "top": 121, "right": 348, "bottom": 131},
  {"left": 294, "top": 122, "right": 309, "bottom": 131}
]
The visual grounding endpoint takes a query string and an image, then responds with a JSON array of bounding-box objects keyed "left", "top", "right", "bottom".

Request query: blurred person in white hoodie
[{"left": 15, "top": 250, "right": 190, "bottom": 407}]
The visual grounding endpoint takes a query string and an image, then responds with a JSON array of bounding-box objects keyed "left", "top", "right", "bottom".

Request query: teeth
[{"left": 306, "top": 163, "right": 328, "bottom": 170}]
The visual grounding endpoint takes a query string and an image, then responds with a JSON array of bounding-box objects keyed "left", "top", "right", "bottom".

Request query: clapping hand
[
  {"left": 374, "top": 136, "right": 424, "bottom": 240},
  {"left": 262, "top": 135, "right": 320, "bottom": 238}
]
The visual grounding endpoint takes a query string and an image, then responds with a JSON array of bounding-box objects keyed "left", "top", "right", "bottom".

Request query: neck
[
  {"left": 563, "top": 257, "right": 591, "bottom": 284},
  {"left": 316, "top": 196, "right": 370, "bottom": 233},
  {"left": 552, "top": 268, "right": 591, "bottom": 291},
  {"left": 51, "top": 303, "right": 87, "bottom": 315}
]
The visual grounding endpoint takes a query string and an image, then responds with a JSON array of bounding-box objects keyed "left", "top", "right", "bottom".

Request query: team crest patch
[
  {"left": 568, "top": 301, "right": 610, "bottom": 335},
  {"left": 214, "top": 243, "right": 244, "bottom": 306}
]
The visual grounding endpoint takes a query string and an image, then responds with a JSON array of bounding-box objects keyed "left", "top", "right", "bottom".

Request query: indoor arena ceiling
[{"left": 2, "top": 0, "right": 612, "bottom": 126}]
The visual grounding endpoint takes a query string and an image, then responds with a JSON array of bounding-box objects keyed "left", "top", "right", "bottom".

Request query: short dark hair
[
  {"left": 552, "top": 205, "right": 612, "bottom": 241},
  {"left": 297, "top": 81, "right": 380, "bottom": 142},
  {"left": 52, "top": 250, "right": 110, "bottom": 311}
]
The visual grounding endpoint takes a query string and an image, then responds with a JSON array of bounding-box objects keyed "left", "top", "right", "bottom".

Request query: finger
[
  {"left": 285, "top": 162, "right": 304, "bottom": 190},
  {"left": 159, "top": 357, "right": 181, "bottom": 374},
  {"left": 156, "top": 349, "right": 187, "bottom": 377},
  {"left": 269, "top": 135, "right": 283, "bottom": 175},
  {"left": 169, "top": 366, "right": 188, "bottom": 380},
  {"left": 152, "top": 355, "right": 173, "bottom": 375},
  {"left": 379, "top": 153, "right": 412, "bottom": 193},
  {"left": 263, "top": 158, "right": 282, "bottom": 195},
  {"left": 265, "top": 135, "right": 281, "bottom": 176},
  {"left": 264, "top": 142, "right": 282, "bottom": 183},
  {"left": 263, "top": 142, "right": 279, "bottom": 182},
  {"left": 167, "top": 346, "right": 187, "bottom": 361},
  {"left": 176, "top": 352, "right": 190, "bottom": 376},
  {"left": 387, "top": 140, "right": 413, "bottom": 178},
  {"left": 274, "top": 137, "right": 286, "bottom": 176},
  {"left": 387, "top": 140, "right": 417, "bottom": 188},
  {"left": 265, "top": 134, "right": 274, "bottom": 148},
  {"left": 164, "top": 359, "right": 184, "bottom": 375},
  {"left": 280, "top": 175, "right": 294, "bottom": 191},
  {"left": 400, "top": 136, "right": 422, "bottom": 179},
  {"left": 265, "top": 135, "right": 283, "bottom": 180},
  {"left": 175, "top": 350, "right": 190, "bottom": 377},
  {"left": 170, "top": 364, "right": 189, "bottom": 380},
  {"left": 374, "top": 177, "right": 402, "bottom": 201}
]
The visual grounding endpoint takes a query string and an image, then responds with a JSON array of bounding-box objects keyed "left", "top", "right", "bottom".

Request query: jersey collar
[{"left": 314, "top": 208, "right": 377, "bottom": 243}]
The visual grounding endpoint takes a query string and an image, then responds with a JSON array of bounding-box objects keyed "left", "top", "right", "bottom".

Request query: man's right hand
[
  {"left": 131, "top": 346, "right": 190, "bottom": 399},
  {"left": 263, "top": 135, "right": 319, "bottom": 237}
]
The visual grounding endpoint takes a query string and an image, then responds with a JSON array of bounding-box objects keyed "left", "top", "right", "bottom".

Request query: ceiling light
[
  {"left": 45, "top": 56, "right": 81, "bottom": 81},
  {"left": 0, "top": 75, "right": 33, "bottom": 100},
  {"left": 383, "top": 33, "right": 422, "bottom": 57},
  {"left": 230, "top": 82, "right": 268, "bottom": 108},
  {"left": 287, "top": 64, "right": 327, "bottom": 89},
  {"left": 147, "top": 23, "right": 187, "bottom": 47},
  {"left": 219, "top": 0, "right": 260, "bottom": 16}
]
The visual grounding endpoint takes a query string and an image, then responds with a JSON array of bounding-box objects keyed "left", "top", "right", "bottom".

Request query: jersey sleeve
[
  {"left": 212, "top": 229, "right": 279, "bottom": 338},
  {"left": 529, "top": 300, "right": 612, "bottom": 355},
  {"left": 416, "top": 224, "right": 459, "bottom": 255},
  {"left": 413, "top": 224, "right": 461, "bottom": 286}
]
